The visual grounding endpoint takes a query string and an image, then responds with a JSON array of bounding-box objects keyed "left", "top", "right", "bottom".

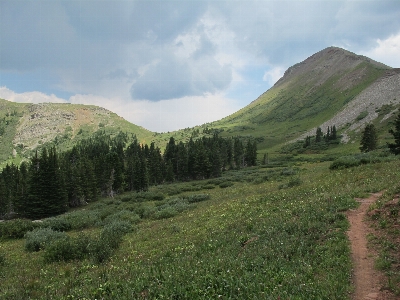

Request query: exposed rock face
[
  {"left": 13, "top": 103, "right": 114, "bottom": 149},
  {"left": 297, "top": 69, "right": 400, "bottom": 142}
]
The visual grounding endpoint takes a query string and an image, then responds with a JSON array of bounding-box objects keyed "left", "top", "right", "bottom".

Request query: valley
[{"left": 1, "top": 46, "right": 400, "bottom": 299}]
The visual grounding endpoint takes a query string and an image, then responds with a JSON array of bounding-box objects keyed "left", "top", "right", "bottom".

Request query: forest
[{"left": 0, "top": 131, "right": 257, "bottom": 220}]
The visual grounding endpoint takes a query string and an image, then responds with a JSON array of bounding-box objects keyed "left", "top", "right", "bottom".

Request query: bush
[
  {"left": 201, "top": 184, "right": 215, "bottom": 190},
  {"left": 44, "top": 237, "right": 75, "bottom": 263},
  {"left": 281, "top": 168, "right": 297, "bottom": 176},
  {"left": 90, "top": 239, "right": 113, "bottom": 264},
  {"left": 152, "top": 198, "right": 191, "bottom": 219},
  {"left": 42, "top": 217, "right": 72, "bottom": 232},
  {"left": 154, "top": 208, "right": 178, "bottom": 219},
  {"left": 103, "top": 210, "right": 141, "bottom": 226},
  {"left": 58, "top": 210, "right": 101, "bottom": 230},
  {"left": 219, "top": 181, "right": 234, "bottom": 188},
  {"left": 90, "top": 221, "right": 132, "bottom": 263},
  {"left": 25, "top": 228, "right": 68, "bottom": 252},
  {"left": 44, "top": 233, "right": 97, "bottom": 263},
  {"left": 0, "top": 219, "right": 39, "bottom": 240},
  {"left": 100, "top": 221, "right": 132, "bottom": 249}
]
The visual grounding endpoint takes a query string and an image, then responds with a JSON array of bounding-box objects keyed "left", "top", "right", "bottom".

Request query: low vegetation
[{"left": 1, "top": 157, "right": 400, "bottom": 299}]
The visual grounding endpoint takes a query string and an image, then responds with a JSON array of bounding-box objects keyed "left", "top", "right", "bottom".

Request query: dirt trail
[{"left": 347, "top": 192, "right": 391, "bottom": 300}]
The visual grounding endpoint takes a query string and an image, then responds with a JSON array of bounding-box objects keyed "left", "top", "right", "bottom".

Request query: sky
[{"left": 1, "top": 0, "right": 400, "bottom": 132}]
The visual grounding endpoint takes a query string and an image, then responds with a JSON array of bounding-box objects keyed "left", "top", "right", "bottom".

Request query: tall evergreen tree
[
  {"left": 315, "top": 127, "right": 323, "bottom": 143},
  {"left": 360, "top": 124, "right": 378, "bottom": 152},
  {"left": 24, "top": 148, "right": 67, "bottom": 219},
  {"left": 388, "top": 113, "right": 400, "bottom": 155},
  {"left": 0, "top": 175, "right": 6, "bottom": 217},
  {"left": 331, "top": 125, "right": 337, "bottom": 140},
  {"left": 233, "top": 138, "right": 244, "bottom": 168}
]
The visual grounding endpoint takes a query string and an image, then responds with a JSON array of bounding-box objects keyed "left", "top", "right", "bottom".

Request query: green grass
[
  {"left": 1, "top": 160, "right": 400, "bottom": 299},
  {"left": 366, "top": 184, "right": 400, "bottom": 295}
]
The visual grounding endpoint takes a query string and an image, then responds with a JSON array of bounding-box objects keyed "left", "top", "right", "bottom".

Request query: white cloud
[
  {"left": 70, "top": 92, "right": 240, "bottom": 132},
  {"left": 0, "top": 86, "right": 67, "bottom": 103},
  {"left": 361, "top": 32, "right": 400, "bottom": 67},
  {"left": 263, "top": 67, "right": 285, "bottom": 86}
]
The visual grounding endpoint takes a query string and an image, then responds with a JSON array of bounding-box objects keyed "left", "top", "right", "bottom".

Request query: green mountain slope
[
  {"left": 1, "top": 46, "right": 399, "bottom": 165},
  {"left": 208, "top": 47, "right": 399, "bottom": 152},
  {"left": 0, "top": 99, "right": 154, "bottom": 166}
]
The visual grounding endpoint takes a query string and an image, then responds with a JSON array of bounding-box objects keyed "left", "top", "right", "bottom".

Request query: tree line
[{"left": 0, "top": 131, "right": 257, "bottom": 219}]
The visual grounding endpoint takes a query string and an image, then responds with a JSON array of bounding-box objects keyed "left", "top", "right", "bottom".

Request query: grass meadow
[{"left": 1, "top": 159, "right": 400, "bottom": 299}]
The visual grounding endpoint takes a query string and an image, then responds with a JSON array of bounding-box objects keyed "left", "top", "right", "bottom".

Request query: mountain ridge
[
  {"left": 1, "top": 46, "right": 399, "bottom": 164},
  {"left": 210, "top": 46, "right": 398, "bottom": 152}
]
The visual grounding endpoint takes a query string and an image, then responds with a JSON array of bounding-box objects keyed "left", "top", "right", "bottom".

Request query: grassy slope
[
  {"left": 211, "top": 62, "right": 387, "bottom": 153},
  {"left": 1, "top": 159, "right": 400, "bottom": 299},
  {"left": 0, "top": 99, "right": 155, "bottom": 168}
]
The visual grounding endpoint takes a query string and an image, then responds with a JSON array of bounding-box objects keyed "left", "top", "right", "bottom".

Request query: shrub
[
  {"left": 90, "top": 239, "right": 113, "bottom": 264},
  {"left": 281, "top": 168, "right": 297, "bottom": 176},
  {"left": 201, "top": 184, "right": 215, "bottom": 190},
  {"left": 42, "top": 217, "right": 72, "bottom": 232},
  {"left": 90, "top": 221, "right": 132, "bottom": 263},
  {"left": 219, "top": 181, "right": 234, "bottom": 188},
  {"left": 152, "top": 198, "right": 191, "bottom": 219},
  {"left": 25, "top": 228, "right": 68, "bottom": 252},
  {"left": 43, "top": 237, "right": 74, "bottom": 262},
  {"left": 43, "top": 233, "right": 94, "bottom": 263},
  {"left": 148, "top": 191, "right": 165, "bottom": 201},
  {"left": 59, "top": 210, "right": 101, "bottom": 230},
  {"left": 0, "top": 219, "right": 39, "bottom": 240},
  {"left": 154, "top": 207, "right": 178, "bottom": 219},
  {"left": 103, "top": 210, "right": 141, "bottom": 226},
  {"left": 132, "top": 204, "right": 155, "bottom": 219}
]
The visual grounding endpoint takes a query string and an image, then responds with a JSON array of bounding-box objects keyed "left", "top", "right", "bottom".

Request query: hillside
[
  {"left": 1, "top": 46, "right": 400, "bottom": 164},
  {"left": 0, "top": 99, "right": 154, "bottom": 165},
  {"left": 2, "top": 46, "right": 400, "bottom": 299},
  {"left": 208, "top": 47, "right": 399, "bottom": 152}
]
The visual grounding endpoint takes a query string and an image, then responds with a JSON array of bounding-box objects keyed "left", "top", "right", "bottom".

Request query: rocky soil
[
  {"left": 296, "top": 69, "right": 400, "bottom": 143},
  {"left": 12, "top": 103, "right": 113, "bottom": 149}
]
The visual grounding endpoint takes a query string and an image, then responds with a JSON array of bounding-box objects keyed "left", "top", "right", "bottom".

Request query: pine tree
[
  {"left": 315, "top": 127, "right": 323, "bottom": 143},
  {"left": 325, "top": 127, "right": 330, "bottom": 141},
  {"left": 331, "top": 125, "right": 337, "bottom": 140},
  {"left": 360, "top": 124, "right": 378, "bottom": 152},
  {"left": 388, "top": 113, "right": 400, "bottom": 155},
  {"left": 25, "top": 148, "right": 67, "bottom": 219},
  {"left": 233, "top": 138, "right": 244, "bottom": 168},
  {"left": 0, "top": 175, "right": 7, "bottom": 218}
]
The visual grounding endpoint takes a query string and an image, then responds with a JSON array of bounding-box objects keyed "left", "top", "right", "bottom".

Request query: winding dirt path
[{"left": 346, "top": 192, "right": 391, "bottom": 300}]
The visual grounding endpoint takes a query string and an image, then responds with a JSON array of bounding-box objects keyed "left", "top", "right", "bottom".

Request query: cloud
[
  {"left": 0, "top": 87, "right": 67, "bottom": 103},
  {"left": 70, "top": 92, "right": 239, "bottom": 132},
  {"left": 361, "top": 32, "right": 400, "bottom": 68},
  {"left": 263, "top": 67, "right": 285, "bottom": 86},
  {"left": 2, "top": 0, "right": 400, "bottom": 131},
  {"left": 130, "top": 54, "right": 232, "bottom": 101}
]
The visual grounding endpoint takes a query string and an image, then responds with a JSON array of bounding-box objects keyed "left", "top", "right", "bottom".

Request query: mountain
[
  {"left": 0, "top": 99, "right": 154, "bottom": 165},
  {"left": 1, "top": 46, "right": 399, "bottom": 165},
  {"left": 210, "top": 47, "right": 400, "bottom": 152}
]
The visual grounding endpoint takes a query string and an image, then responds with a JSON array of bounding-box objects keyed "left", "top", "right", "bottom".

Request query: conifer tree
[
  {"left": 360, "top": 124, "right": 378, "bottom": 152},
  {"left": 233, "top": 138, "right": 244, "bottom": 168},
  {"left": 325, "top": 127, "right": 330, "bottom": 141},
  {"left": 315, "top": 127, "right": 323, "bottom": 143},
  {"left": 0, "top": 175, "right": 6, "bottom": 217},
  {"left": 388, "top": 113, "right": 400, "bottom": 155},
  {"left": 331, "top": 125, "right": 337, "bottom": 140}
]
